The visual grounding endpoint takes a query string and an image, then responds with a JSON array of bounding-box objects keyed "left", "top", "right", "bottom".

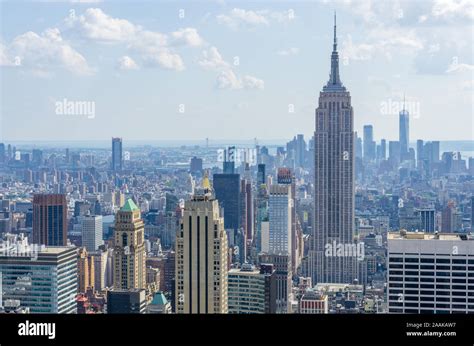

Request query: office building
[
  {"left": 82, "top": 214, "right": 103, "bottom": 252},
  {"left": 363, "top": 125, "right": 376, "bottom": 162},
  {"left": 387, "top": 231, "right": 474, "bottom": 313},
  {"left": 419, "top": 209, "right": 435, "bottom": 233},
  {"left": 113, "top": 199, "right": 146, "bottom": 289},
  {"left": 107, "top": 289, "right": 146, "bottom": 314},
  {"left": 268, "top": 184, "right": 292, "bottom": 255},
  {"left": 175, "top": 176, "right": 228, "bottom": 313},
  {"left": 33, "top": 194, "right": 67, "bottom": 246},
  {"left": 259, "top": 253, "right": 291, "bottom": 313},
  {"left": 190, "top": 156, "right": 203, "bottom": 174},
  {"left": 399, "top": 102, "right": 410, "bottom": 160},
  {"left": 228, "top": 263, "right": 277, "bottom": 314},
  {"left": 0, "top": 244, "right": 77, "bottom": 313},
  {"left": 111, "top": 137, "right": 123, "bottom": 171}
]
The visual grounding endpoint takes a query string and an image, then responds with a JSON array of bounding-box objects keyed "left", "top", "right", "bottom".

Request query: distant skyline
[{"left": 1, "top": 1, "right": 473, "bottom": 142}]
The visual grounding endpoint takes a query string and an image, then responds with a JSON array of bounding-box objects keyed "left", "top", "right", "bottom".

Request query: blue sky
[{"left": 0, "top": 0, "right": 473, "bottom": 143}]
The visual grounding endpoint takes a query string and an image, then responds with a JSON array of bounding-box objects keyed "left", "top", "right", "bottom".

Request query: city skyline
[{"left": 1, "top": 1, "right": 473, "bottom": 142}]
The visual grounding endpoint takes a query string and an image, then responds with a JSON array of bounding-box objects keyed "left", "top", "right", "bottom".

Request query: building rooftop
[
  {"left": 121, "top": 199, "right": 139, "bottom": 212},
  {"left": 388, "top": 230, "right": 473, "bottom": 241}
]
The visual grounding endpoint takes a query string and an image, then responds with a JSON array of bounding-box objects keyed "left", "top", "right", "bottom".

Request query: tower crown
[{"left": 323, "top": 11, "right": 346, "bottom": 92}]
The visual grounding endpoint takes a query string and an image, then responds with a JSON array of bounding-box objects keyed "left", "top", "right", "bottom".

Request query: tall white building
[
  {"left": 82, "top": 214, "right": 103, "bottom": 252},
  {"left": 388, "top": 231, "right": 474, "bottom": 313},
  {"left": 268, "top": 184, "right": 292, "bottom": 255},
  {"left": 175, "top": 176, "right": 228, "bottom": 314}
]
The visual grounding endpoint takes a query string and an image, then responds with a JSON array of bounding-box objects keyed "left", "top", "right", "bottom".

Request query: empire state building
[{"left": 311, "top": 14, "right": 358, "bottom": 284}]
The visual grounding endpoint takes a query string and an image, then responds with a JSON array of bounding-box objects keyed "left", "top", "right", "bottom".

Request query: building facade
[
  {"left": 175, "top": 177, "right": 228, "bottom": 313},
  {"left": 311, "top": 14, "right": 357, "bottom": 284},
  {"left": 113, "top": 199, "right": 146, "bottom": 290}
]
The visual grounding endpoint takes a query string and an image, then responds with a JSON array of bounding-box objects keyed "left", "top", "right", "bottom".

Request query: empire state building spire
[{"left": 324, "top": 11, "right": 345, "bottom": 91}]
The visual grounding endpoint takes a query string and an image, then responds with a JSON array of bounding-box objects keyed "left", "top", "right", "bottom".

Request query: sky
[{"left": 0, "top": 0, "right": 473, "bottom": 143}]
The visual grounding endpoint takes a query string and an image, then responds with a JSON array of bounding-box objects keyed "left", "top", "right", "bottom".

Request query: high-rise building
[
  {"left": 0, "top": 244, "right": 77, "bottom": 313},
  {"left": 33, "top": 194, "right": 67, "bottom": 246},
  {"left": 419, "top": 209, "right": 435, "bottom": 233},
  {"left": 175, "top": 176, "right": 228, "bottom": 313},
  {"left": 311, "top": 14, "right": 357, "bottom": 284},
  {"left": 111, "top": 137, "right": 123, "bottom": 171},
  {"left": 295, "top": 134, "right": 306, "bottom": 167},
  {"left": 355, "top": 132, "right": 363, "bottom": 159},
  {"left": 107, "top": 289, "right": 147, "bottom": 314},
  {"left": 388, "top": 141, "right": 401, "bottom": 165},
  {"left": 113, "top": 199, "right": 146, "bottom": 289},
  {"left": 190, "top": 156, "right": 203, "bottom": 174},
  {"left": 78, "top": 247, "right": 95, "bottom": 293},
  {"left": 387, "top": 231, "right": 474, "bottom": 313},
  {"left": 259, "top": 253, "right": 291, "bottom": 313},
  {"left": 380, "top": 139, "right": 386, "bottom": 160},
  {"left": 268, "top": 184, "right": 292, "bottom": 255},
  {"left": 399, "top": 102, "right": 410, "bottom": 160},
  {"left": 416, "top": 139, "right": 424, "bottom": 169},
  {"left": 441, "top": 201, "right": 457, "bottom": 233},
  {"left": 363, "top": 125, "right": 376, "bottom": 161},
  {"left": 228, "top": 263, "right": 277, "bottom": 314},
  {"left": 213, "top": 173, "right": 241, "bottom": 231},
  {"left": 82, "top": 214, "right": 103, "bottom": 252},
  {"left": 257, "top": 164, "right": 266, "bottom": 185},
  {"left": 0, "top": 143, "right": 5, "bottom": 163}
]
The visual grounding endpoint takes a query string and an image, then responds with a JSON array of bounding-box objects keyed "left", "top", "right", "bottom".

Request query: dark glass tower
[
  {"left": 33, "top": 193, "right": 67, "bottom": 246},
  {"left": 111, "top": 137, "right": 123, "bottom": 171},
  {"left": 311, "top": 13, "right": 357, "bottom": 284}
]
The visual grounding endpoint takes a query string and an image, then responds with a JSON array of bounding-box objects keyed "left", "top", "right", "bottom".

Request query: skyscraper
[
  {"left": 82, "top": 214, "right": 103, "bottom": 252},
  {"left": 111, "top": 137, "right": 123, "bottom": 171},
  {"left": 363, "top": 125, "right": 376, "bottom": 161},
  {"left": 311, "top": 14, "right": 357, "bottom": 284},
  {"left": 419, "top": 208, "right": 435, "bottom": 233},
  {"left": 268, "top": 184, "right": 292, "bottom": 255},
  {"left": 33, "top": 194, "right": 67, "bottom": 246},
  {"left": 213, "top": 173, "right": 241, "bottom": 231},
  {"left": 399, "top": 100, "right": 410, "bottom": 160},
  {"left": 175, "top": 176, "right": 228, "bottom": 313},
  {"left": 113, "top": 199, "right": 146, "bottom": 289}
]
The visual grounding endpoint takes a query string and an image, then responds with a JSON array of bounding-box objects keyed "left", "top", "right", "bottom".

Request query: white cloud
[
  {"left": 117, "top": 55, "right": 138, "bottom": 70},
  {"left": 216, "top": 69, "right": 242, "bottom": 89},
  {"left": 432, "top": 0, "right": 474, "bottom": 21},
  {"left": 64, "top": 8, "right": 206, "bottom": 71},
  {"left": 277, "top": 47, "right": 299, "bottom": 56},
  {"left": 216, "top": 8, "right": 295, "bottom": 29},
  {"left": 341, "top": 28, "right": 423, "bottom": 62},
  {"left": 242, "top": 75, "right": 264, "bottom": 89},
  {"left": 199, "top": 46, "right": 263, "bottom": 90},
  {"left": 65, "top": 8, "right": 140, "bottom": 42},
  {"left": 198, "top": 46, "right": 230, "bottom": 70},
  {"left": 143, "top": 50, "right": 184, "bottom": 71},
  {"left": 171, "top": 28, "right": 204, "bottom": 47},
  {"left": 3, "top": 28, "right": 92, "bottom": 75},
  {"left": 217, "top": 8, "right": 269, "bottom": 29},
  {"left": 216, "top": 70, "right": 264, "bottom": 90},
  {"left": 446, "top": 62, "right": 474, "bottom": 73}
]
